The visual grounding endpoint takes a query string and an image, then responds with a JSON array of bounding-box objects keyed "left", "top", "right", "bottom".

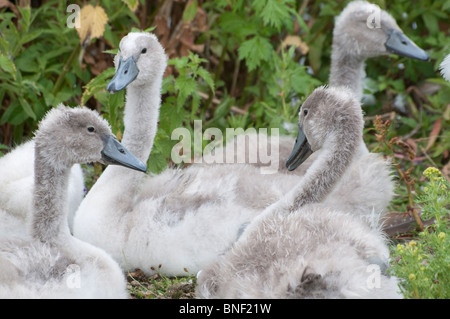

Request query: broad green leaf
[
  {"left": 81, "top": 67, "right": 115, "bottom": 105},
  {"left": 19, "top": 98, "right": 36, "bottom": 120},
  {"left": 422, "top": 11, "right": 439, "bottom": 35},
  {"left": 0, "top": 54, "right": 17, "bottom": 80}
]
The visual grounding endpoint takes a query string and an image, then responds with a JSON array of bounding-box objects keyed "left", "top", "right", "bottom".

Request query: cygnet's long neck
[
  {"left": 31, "top": 152, "right": 71, "bottom": 243},
  {"left": 290, "top": 135, "right": 359, "bottom": 212},
  {"left": 83, "top": 77, "right": 162, "bottom": 213},
  {"left": 329, "top": 50, "right": 366, "bottom": 101}
]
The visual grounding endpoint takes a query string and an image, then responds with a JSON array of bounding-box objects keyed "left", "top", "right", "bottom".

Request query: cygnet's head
[
  {"left": 34, "top": 105, "right": 147, "bottom": 172},
  {"left": 286, "top": 86, "right": 364, "bottom": 171},
  {"left": 333, "top": 1, "right": 429, "bottom": 61},
  {"left": 107, "top": 32, "right": 168, "bottom": 92}
]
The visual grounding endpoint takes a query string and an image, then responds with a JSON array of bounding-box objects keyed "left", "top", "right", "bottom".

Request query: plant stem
[
  {"left": 394, "top": 163, "right": 424, "bottom": 231},
  {"left": 51, "top": 42, "right": 81, "bottom": 96}
]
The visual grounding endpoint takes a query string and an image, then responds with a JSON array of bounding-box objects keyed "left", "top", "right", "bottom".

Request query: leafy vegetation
[
  {"left": 389, "top": 167, "right": 449, "bottom": 299},
  {"left": 0, "top": 0, "right": 449, "bottom": 298}
]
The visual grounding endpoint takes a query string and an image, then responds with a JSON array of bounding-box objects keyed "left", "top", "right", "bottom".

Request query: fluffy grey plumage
[
  {"left": 210, "top": 0, "right": 428, "bottom": 173},
  {"left": 195, "top": 87, "right": 402, "bottom": 299},
  {"left": 0, "top": 143, "right": 84, "bottom": 234},
  {"left": 74, "top": 32, "right": 393, "bottom": 278},
  {"left": 0, "top": 106, "right": 128, "bottom": 298}
]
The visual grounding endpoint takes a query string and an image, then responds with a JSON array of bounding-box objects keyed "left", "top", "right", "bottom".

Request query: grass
[{"left": 126, "top": 268, "right": 196, "bottom": 299}]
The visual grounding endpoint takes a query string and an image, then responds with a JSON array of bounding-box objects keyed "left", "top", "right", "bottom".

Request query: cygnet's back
[{"left": 197, "top": 206, "right": 400, "bottom": 299}]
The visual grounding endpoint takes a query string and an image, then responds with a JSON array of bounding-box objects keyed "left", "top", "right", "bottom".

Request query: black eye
[
  {"left": 141, "top": 48, "right": 147, "bottom": 54},
  {"left": 303, "top": 109, "right": 308, "bottom": 116},
  {"left": 87, "top": 126, "right": 95, "bottom": 133}
]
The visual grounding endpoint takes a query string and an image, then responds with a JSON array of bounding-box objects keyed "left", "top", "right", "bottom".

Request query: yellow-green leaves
[{"left": 75, "top": 4, "right": 108, "bottom": 46}]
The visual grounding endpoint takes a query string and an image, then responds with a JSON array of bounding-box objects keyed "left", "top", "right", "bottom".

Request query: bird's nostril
[
  {"left": 124, "top": 70, "right": 128, "bottom": 74},
  {"left": 119, "top": 149, "right": 125, "bottom": 154}
]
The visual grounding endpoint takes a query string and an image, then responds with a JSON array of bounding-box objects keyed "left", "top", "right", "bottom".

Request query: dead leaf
[
  {"left": 282, "top": 35, "right": 310, "bottom": 55},
  {"left": 442, "top": 161, "right": 450, "bottom": 183},
  {"left": 76, "top": 4, "right": 108, "bottom": 46},
  {"left": 0, "top": 0, "right": 19, "bottom": 15}
]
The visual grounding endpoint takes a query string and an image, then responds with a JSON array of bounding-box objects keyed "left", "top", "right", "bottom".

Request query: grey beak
[
  {"left": 100, "top": 135, "right": 147, "bottom": 173},
  {"left": 385, "top": 29, "right": 429, "bottom": 61},
  {"left": 286, "top": 125, "right": 313, "bottom": 171},
  {"left": 107, "top": 56, "right": 140, "bottom": 93}
]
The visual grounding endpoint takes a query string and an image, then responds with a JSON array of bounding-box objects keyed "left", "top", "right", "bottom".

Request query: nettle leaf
[
  {"left": 175, "top": 76, "right": 198, "bottom": 107},
  {"left": 168, "top": 56, "right": 189, "bottom": 70},
  {"left": 257, "top": 0, "right": 294, "bottom": 31},
  {"left": 218, "top": 12, "right": 258, "bottom": 39},
  {"left": 238, "top": 36, "right": 273, "bottom": 71},
  {"left": 197, "top": 67, "right": 214, "bottom": 92}
]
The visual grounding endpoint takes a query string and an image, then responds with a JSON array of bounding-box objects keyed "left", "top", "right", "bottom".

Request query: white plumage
[{"left": 440, "top": 53, "right": 450, "bottom": 81}]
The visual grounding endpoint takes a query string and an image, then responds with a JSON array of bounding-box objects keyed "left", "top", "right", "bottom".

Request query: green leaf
[
  {"left": 238, "top": 36, "right": 273, "bottom": 71},
  {"left": 0, "top": 54, "right": 17, "bottom": 80},
  {"left": 81, "top": 67, "right": 116, "bottom": 105},
  {"left": 121, "top": 0, "right": 139, "bottom": 12},
  {"left": 168, "top": 56, "right": 189, "bottom": 70},
  {"left": 18, "top": 6, "right": 31, "bottom": 33},
  {"left": 103, "top": 48, "right": 119, "bottom": 55},
  {"left": 218, "top": 12, "right": 259, "bottom": 39},
  {"left": 19, "top": 98, "right": 36, "bottom": 120},
  {"left": 19, "top": 30, "right": 43, "bottom": 46},
  {"left": 254, "top": 0, "right": 294, "bottom": 31},
  {"left": 108, "top": 89, "right": 125, "bottom": 134},
  {"left": 399, "top": 116, "right": 418, "bottom": 129},
  {"left": 422, "top": 11, "right": 439, "bottom": 35},
  {"left": 197, "top": 67, "right": 214, "bottom": 92},
  {"left": 175, "top": 76, "right": 197, "bottom": 107}
]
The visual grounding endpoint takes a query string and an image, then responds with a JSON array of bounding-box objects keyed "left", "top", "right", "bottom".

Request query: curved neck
[
  {"left": 31, "top": 151, "right": 71, "bottom": 243},
  {"left": 329, "top": 51, "right": 365, "bottom": 101},
  {"left": 287, "top": 135, "right": 358, "bottom": 212},
  {"left": 270, "top": 124, "right": 362, "bottom": 214},
  {"left": 121, "top": 82, "right": 162, "bottom": 163}
]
